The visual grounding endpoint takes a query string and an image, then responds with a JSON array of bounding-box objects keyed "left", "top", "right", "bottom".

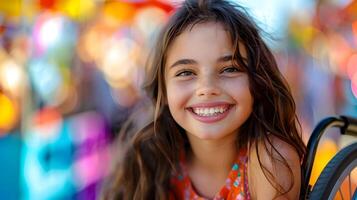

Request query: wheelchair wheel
[{"left": 309, "top": 142, "right": 357, "bottom": 200}]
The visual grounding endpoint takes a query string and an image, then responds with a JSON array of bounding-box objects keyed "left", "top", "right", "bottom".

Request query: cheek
[
  {"left": 166, "top": 81, "right": 191, "bottom": 111},
  {"left": 225, "top": 78, "right": 253, "bottom": 104},
  {"left": 166, "top": 82, "right": 180, "bottom": 110}
]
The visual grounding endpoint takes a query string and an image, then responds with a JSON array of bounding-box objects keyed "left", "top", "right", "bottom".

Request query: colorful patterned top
[{"left": 170, "top": 148, "right": 251, "bottom": 200}]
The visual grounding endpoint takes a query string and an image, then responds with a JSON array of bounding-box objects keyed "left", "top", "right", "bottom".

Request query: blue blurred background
[{"left": 0, "top": 0, "right": 356, "bottom": 199}]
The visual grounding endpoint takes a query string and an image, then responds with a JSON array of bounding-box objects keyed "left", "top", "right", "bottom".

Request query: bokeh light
[
  {"left": 101, "top": 36, "right": 139, "bottom": 89},
  {"left": 0, "top": 59, "right": 25, "bottom": 97},
  {"left": 38, "top": 16, "right": 63, "bottom": 49},
  {"left": 0, "top": 93, "right": 17, "bottom": 135},
  {"left": 133, "top": 6, "right": 167, "bottom": 42},
  {"left": 58, "top": 0, "right": 96, "bottom": 21},
  {"left": 28, "top": 59, "right": 63, "bottom": 104}
]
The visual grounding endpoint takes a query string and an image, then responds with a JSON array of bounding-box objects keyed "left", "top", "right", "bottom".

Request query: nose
[{"left": 195, "top": 76, "right": 221, "bottom": 97}]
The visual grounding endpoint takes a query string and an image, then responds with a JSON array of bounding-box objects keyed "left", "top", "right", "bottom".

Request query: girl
[{"left": 102, "top": 0, "right": 306, "bottom": 199}]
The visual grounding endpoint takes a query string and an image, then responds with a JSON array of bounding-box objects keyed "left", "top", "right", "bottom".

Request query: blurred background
[{"left": 0, "top": 0, "right": 356, "bottom": 199}]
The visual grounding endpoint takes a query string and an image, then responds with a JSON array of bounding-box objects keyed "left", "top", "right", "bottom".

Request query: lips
[{"left": 186, "top": 102, "right": 234, "bottom": 123}]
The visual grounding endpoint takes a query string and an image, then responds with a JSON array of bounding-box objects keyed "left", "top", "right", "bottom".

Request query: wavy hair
[{"left": 102, "top": 0, "right": 306, "bottom": 199}]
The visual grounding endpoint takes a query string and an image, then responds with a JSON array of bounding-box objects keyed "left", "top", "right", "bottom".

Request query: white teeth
[
  {"left": 209, "top": 108, "right": 214, "bottom": 114},
  {"left": 204, "top": 108, "right": 209, "bottom": 115},
  {"left": 192, "top": 106, "right": 229, "bottom": 116}
]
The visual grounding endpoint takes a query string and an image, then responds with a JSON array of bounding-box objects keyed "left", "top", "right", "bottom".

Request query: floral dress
[{"left": 170, "top": 148, "right": 251, "bottom": 200}]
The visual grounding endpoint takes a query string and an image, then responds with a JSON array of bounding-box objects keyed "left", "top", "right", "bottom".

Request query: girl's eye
[
  {"left": 176, "top": 70, "right": 194, "bottom": 77},
  {"left": 221, "top": 66, "right": 241, "bottom": 73}
]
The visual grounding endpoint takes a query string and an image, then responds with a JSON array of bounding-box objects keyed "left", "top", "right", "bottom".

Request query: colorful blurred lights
[
  {"left": 33, "top": 14, "right": 66, "bottom": 55},
  {"left": 73, "top": 147, "right": 110, "bottom": 189},
  {"left": 102, "top": 37, "right": 138, "bottom": 88},
  {"left": 0, "top": 93, "right": 17, "bottom": 134},
  {"left": 0, "top": 59, "right": 25, "bottom": 97},
  {"left": 39, "top": 16, "right": 63, "bottom": 49},
  {"left": 59, "top": 0, "right": 96, "bottom": 21},
  {"left": 134, "top": 7, "right": 167, "bottom": 41},
  {"left": 29, "top": 60, "right": 62, "bottom": 104},
  {"left": 32, "top": 107, "right": 63, "bottom": 140}
]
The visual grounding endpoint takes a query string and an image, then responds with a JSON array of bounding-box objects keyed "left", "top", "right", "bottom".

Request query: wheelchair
[{"left": 300, "top": 116, "right": 357, "bottom": 200}]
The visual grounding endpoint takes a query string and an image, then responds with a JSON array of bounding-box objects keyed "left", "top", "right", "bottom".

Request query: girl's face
[{"left": 164, "top": 22, "right": 253, "bottom": 141}]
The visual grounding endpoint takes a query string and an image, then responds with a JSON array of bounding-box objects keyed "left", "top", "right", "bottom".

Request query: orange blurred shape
[
  {"left": 0, "top": 93, "right": 17, "bottom": 135},
  {"left": 33, "top": 107, "right": 61, "bottom": 127},
  {"left": 309, "top": 139, "right": 338, "bottom": 186},
  {"left": 328, "top": 33, "right": 352, "bottom": 75},
  {"left": 77, "top": 24, "right": 114, "bottom": 63},
  {"left": 103, "top": 1, "right": 136, "bottom": 25},
  {"left": 353, "top": 21, "right": 357, "bottom": 45},
  {"left": 345, "top": 0, "right": 357, "bottom": 19}
]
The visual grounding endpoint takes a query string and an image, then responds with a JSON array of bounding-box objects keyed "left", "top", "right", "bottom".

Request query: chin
[{"left": 190, "top": 132, "right": 227, "bottom": 140}]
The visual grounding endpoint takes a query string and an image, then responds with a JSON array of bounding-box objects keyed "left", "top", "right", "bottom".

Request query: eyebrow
[
  {"left": 169, "top": 55, "right": 234, "bottom": 69},
  {"left": 169, "top": 59, "right": 197, "bottom": 69},
  {"left": 218, "top": 55, "right": 233, "bottom": 62}
]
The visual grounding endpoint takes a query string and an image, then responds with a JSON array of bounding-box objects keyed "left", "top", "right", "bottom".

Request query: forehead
[
  {"left": 167, "top": 22, "right": 231, "bottom": 55},
  {"left": 165, "top": 22, "right": 247, "bottom": 68},
  {"left": 180, "top": 22, "right": 232, "bottom": 45}
]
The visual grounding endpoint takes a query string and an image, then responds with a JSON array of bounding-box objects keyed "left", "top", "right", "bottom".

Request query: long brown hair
[{"left": 102, "top": 0, "right": 306, "bottom": 199}]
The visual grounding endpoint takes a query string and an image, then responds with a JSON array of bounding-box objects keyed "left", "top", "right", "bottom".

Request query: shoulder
[{"left": 248, "top": 134, "right": 301, "bottom": 200}]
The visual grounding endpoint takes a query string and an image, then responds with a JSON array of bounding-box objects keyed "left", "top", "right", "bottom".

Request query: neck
[{"left": 186, "top": 134, "right": 237, "bottom": 175}]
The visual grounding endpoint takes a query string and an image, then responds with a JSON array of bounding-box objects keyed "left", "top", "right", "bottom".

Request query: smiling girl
[{"left": 102, "top": 0, "right": 306, "bottom": 199}]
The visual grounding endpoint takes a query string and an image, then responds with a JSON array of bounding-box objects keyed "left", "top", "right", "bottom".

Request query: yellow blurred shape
[
  {"left": 309, "top": 139, "right": 338, "bottom": 185},
  {"left": 59, "top": 0, "right": 95, "bottom": 21},
  {"left": 289, "top": 18, "right": 320, "bottom": 55},
  {"left": 0, "top": 93, "right": 17, "bottom": 132},
  {"left": 0, "top": 0, "right": 22, "bottom": 17}
]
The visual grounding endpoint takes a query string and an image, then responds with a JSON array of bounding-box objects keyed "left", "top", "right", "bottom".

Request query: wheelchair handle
[
  {"left": 301, "top": 115, "right": 357, "bottom": 199},
  {"left": 341, "top": 116, "right": 357, "bottom": 136}
]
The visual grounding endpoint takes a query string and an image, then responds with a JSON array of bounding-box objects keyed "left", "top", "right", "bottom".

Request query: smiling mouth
[{"left": 188, "top": 104, "right": 233, "bottom": 117}]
